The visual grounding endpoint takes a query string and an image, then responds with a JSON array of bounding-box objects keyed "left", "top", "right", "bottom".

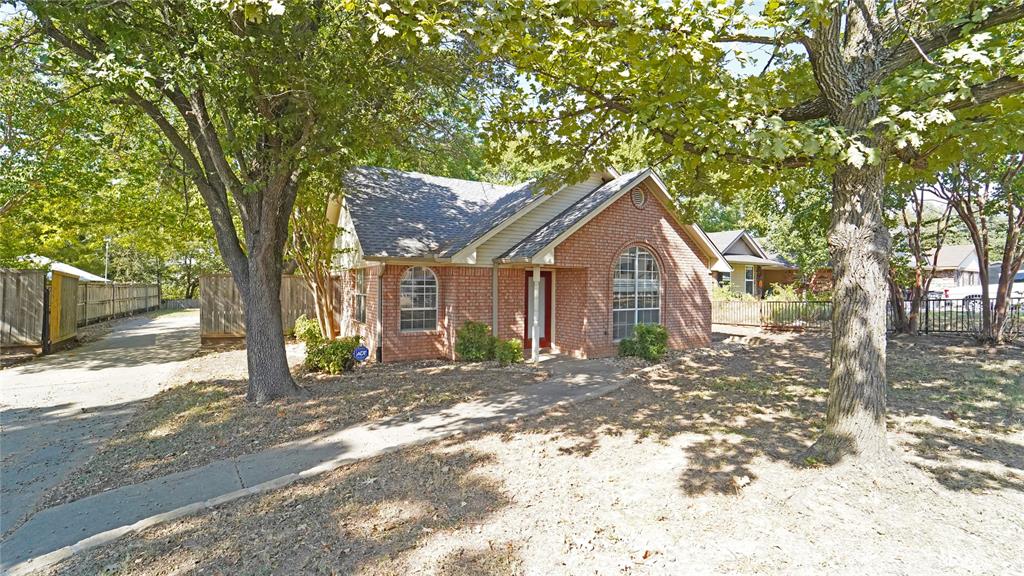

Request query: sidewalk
[
  {"left": 1, "top": 357, "right": 633, "bottom": 575},
  {"left": 1, "top": 311, "right": 200, "bottom": 538}
]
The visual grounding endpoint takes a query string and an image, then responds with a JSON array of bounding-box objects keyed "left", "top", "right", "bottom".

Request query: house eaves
[{"left": 497, "top": 168, "right": 731, "bottom": 273}]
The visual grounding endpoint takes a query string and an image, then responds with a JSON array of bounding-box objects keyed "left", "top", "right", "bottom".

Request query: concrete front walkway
[
  {"left": 0, "top": 310, "right": 200, "bottom": 538},
  {"left": 1, "top": 357, "right": 633, "bottom": 575}
]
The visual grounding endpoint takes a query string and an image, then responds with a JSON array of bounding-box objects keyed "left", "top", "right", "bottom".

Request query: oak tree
[
  {"left": 22, "top": 0, "right": 476, "bottom": 401},
  {"left": 476, "top": 0, "right": 1024, "bottom": 462}
]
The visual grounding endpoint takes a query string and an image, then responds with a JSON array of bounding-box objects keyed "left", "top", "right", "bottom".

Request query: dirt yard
[
  {"left": 41, "top": 329, "right": 1024, "bottom": 575},
  {"left": 40, "top": 343, "right": 547, "bottom": 508}
]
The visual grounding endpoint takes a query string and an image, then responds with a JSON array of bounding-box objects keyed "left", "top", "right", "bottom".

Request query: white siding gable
[
  {"left": 473, "top": 172, "right": 608, "bottom": 263},
  {"left": 332, "top": 199, "right": 365, "bottom": 270}
]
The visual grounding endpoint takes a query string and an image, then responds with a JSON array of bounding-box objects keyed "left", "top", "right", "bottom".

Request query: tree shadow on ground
[
  {"left": 53, "top": 445, "right": 520, "bottom": 575},
  {"left": 41, "top": 361, "right": 546, "bottom": 508},
  {"left": 501, "top": 332, "right": 832, "bottom": 496},
  {"left": 502, "top": 329, "right": 1024, "bottom": 496}
]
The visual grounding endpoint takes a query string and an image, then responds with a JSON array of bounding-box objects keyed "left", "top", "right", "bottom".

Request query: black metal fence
[{"left": 712, "top": 297, "right": 1024, "bottom": 336}]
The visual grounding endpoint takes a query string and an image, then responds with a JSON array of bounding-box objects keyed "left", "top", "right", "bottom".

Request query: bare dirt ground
[
  {"left": 40, "top": 343, "right": 546, "bottom": 508},
  {"left": 41, "top": 329, "right": 1024, "bottom": 575}
]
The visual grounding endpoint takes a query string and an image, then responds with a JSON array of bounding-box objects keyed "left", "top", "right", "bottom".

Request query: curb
[{"left": 6, "top": 376, "right": 628, "bottom": 576}]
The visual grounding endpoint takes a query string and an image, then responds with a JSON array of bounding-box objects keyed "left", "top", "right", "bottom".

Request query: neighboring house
[
  {"left": 327, "top": 166, "right": 731, "bottom": 362},
  {"left": 923, "top": 244, "right": 981, "bottom": 290},
  {"left": 706, "top": 230, "right": 797, "bottom": 298},
  {"left": 21, "top": 255, "right": 109, "bottom": 282}
]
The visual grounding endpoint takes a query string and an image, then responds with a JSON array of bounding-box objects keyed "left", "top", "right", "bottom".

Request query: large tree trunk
[
  {"left": 808, "top": 161, "right": 892, "bottom": 463},
  {"left": 241, "top": 255, "right": 300, "bottom": 403}
]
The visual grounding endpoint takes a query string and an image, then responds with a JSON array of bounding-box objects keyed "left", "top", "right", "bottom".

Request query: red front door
[{"left": 524, "top": 270, "right": 552, "bottom": 349}]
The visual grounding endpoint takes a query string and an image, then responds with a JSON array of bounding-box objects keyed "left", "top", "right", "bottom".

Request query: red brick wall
[
  {"left": 334, "top": 266, "right": 380, "bottom": 360},
  {"left": 497, "top": 268, "right": 526, "bottom": 341},
  {"left": 554, "top": 184, "right": 713, "bottom": 357},
  {"left": 377, "top": 264, "right": 495, "bottom": 362}
]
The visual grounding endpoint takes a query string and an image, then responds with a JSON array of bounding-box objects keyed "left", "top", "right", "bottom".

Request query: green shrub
[
  {"left": 765, "top": 283, "right": 802, "bottom": 302},
  {"left": 712, "top": 285, "right": 757, "bottom": 302},
  {"left": 618, "top": 323, "right": 669, "bottom": 361},
  {"left": 293, "top": 314, "right": 323, "bottom": 345},
  {"left": 455, "top": 321, "right": 496, "bottom": 361},
  {"left": 494, "top": 338, "right": 524, "bottom": 365},
  {"left": 305, "top": 336, "right": 361, "bottom": 374}
]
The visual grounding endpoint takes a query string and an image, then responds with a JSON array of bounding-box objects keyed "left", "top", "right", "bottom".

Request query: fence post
[{"left": 924, "top": 299, "right": 930, "bottom": 334}]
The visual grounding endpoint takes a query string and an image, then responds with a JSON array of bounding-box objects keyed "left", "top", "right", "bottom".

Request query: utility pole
[{"left": 104, "top": 237, "right": 111, "bottom": 280}]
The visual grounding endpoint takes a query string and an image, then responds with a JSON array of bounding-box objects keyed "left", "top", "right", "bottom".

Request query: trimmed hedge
[
  {"left": 618, "top": 323, "right": 668, "bottom": 361},
  {"left": 455, "top": 321, "right": 496, "bottom": 361},
  {"left": 306, "top": 336, "right": 361, "bottom": 374},
  {"left": 495, "top": 338, "right": 524, "bottom": 365}
]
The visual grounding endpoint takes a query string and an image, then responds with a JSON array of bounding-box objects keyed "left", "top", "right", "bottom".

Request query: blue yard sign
[{"left": 352, "top": 345, "right": 370, "bottom": 362}]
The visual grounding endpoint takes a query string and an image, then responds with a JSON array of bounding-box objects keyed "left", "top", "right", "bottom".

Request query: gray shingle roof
[
  {"left": 706, "top": 230, "right": 745, "bottom": 254},
  {"left": 342, "top": 167, "right": 536, "bottom": 258},
  {"left": 926, "top": 244, "right": 978, "bottom": 269},
  {"left": 499, "top": 169, "right": 649, "bottom": 261}
]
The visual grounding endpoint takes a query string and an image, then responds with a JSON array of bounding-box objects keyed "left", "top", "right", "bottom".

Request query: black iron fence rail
[{"left": 712, "top": 297, "right": 1024, "bottom": 336}]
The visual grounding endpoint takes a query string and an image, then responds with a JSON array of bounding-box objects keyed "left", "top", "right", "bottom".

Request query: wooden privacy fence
[
  {"left": 200, "top": 274, "right": 315, "bottom": 341},
  {"left": 1, "top": 269, "right": 47, "bottom": 348},
  {"left": 1, "top": 268, "right": 160, "bottom": 351},
  {"left": 76, "top": 282, "right": 161, "bottom": 326}
]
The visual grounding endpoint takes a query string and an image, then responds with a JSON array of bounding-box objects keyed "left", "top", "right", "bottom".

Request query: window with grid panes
[
  {"left": 399, "top": 267, "right": 437, "bottom": 331},
  {"left": 354, "top": 269, "right": 366, "bottom": 323},
  {"left": 612, "top": 247, "right": 660, "bottom": 340}
]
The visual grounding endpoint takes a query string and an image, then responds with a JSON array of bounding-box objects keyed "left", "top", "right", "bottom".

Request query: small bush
[
  {"left": 305, "top": 335, "right": 361, "bottom": 374},
  {"left": 765, "top": 283, "right": 803, "bottom": 302},
  {"left": 293, "top": 314, "right": 322, "bottom": 345},
  {"left": 455, "top": 321, "right": 496, "bottom": 361},
  {"left": 618, "top": 323, "right": 669, "bottom": 361},
  {"left": 495, "top": 338, "right": 524, "bottom": 365},
  {"left": 712, "top": 285, "right": 757, "bottom": 302}
]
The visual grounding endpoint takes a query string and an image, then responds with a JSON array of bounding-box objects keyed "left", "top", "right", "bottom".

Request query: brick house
[{"left": 328, "top": 166, "right": 730, "bottom": 362}]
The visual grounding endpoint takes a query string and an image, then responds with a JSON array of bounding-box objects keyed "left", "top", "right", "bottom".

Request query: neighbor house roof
[
  {"left": 706, "top": 230, "right": 794, "bottom": 270},
  {"left": 706, "top": 230, "right": 746, "bottom": 254},
  {"left": 755, "top": 237, "right": 797, "bottom": 268},
  {"left": 341, "top": 167, "right": 535, "bottom": 258},
  {"left": 926, "top": 244, "right": 979, "bottom": 271}
]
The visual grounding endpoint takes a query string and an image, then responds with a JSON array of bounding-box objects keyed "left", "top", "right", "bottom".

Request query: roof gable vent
[{"left": 630, "top": 187, "right": 647, "bottom": 209}]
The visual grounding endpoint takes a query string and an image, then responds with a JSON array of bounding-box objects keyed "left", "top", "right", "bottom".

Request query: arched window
[
  {"left": 612, "top": 247, "right": 660, "bottom": 340},
  {"left": 399, "top": 267, "right": 437, "bottom": 331}
]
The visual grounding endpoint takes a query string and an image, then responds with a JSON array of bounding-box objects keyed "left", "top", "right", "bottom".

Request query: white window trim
[
  {"left": 744, "top": 266, "right": 755, "bottom": 294},
  {"left": 720, "top": 270, "right": 732, "bottom": 287},
  {"left": 612, "top": 247, "right": 661, "bottom": 342},
  {"left": 399, "top": 266, "right": 438, "bottom": 333},
  {"left": 353, "top": 269, "right": 367, "bottom": 324}
]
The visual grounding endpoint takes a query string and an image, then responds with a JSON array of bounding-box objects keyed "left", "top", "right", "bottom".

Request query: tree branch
[
  {"left": 945, "top": 75, "right": 1024, "bottom": 112},
  {"left": 874, "top": 2, "right": 1024, "bottom": 84}
]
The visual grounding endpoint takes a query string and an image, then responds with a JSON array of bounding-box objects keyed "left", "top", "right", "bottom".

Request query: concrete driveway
[{"left": 0, "top": 310, "right": 200, "bottom": 535}]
